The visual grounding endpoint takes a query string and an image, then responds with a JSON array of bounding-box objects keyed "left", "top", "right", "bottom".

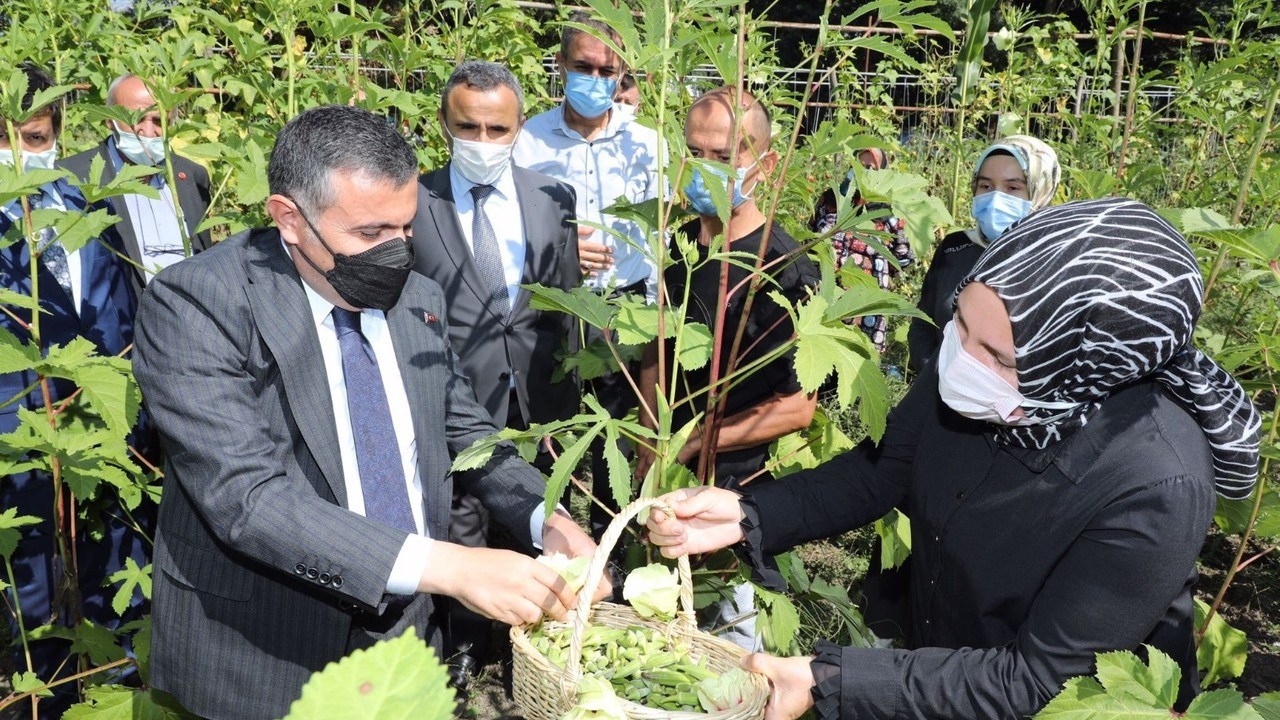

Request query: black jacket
[
  {"left": 907, "top": 229, "right": 982, "bottom": 373},
  {"left": 747, "top": 371, "right": 1214, "bottom": 718}
]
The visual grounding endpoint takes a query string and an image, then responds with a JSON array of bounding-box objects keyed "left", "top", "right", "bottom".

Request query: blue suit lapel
[{"left": 244, "top": 236, "right": 348, "bottom": 507}]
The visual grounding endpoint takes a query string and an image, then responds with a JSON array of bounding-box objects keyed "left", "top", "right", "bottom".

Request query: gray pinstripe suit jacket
[{"left": 132, "top": 228, "right": 546, "bottom": 719}]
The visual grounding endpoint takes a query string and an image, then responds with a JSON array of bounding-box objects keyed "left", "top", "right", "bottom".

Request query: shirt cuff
[
  {"left": 733, "top": 491, "right": 787, "bottom": 591},
  {"left": 530, "top": 502, "right": 571, "bottom": 551},
  {"left": 810, "top": 640, "right": 843, "bottom": 720},
  {"left": 838, "top": 645, "right": 905, "bottom": 717},
  {"left": 385, "top": 533, "right": 434, "bottom": 595}
]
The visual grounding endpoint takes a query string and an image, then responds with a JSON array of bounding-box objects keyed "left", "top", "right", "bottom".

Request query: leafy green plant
[
  {"left": 282, "top": 628, "right": 455, "bottom": 720},
  {"left": 1036, "top": 647, "right": 1277, "bottom": 719}
]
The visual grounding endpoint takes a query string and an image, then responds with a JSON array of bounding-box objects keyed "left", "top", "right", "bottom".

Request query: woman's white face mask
[{"left": 936, "top": 320, "right": 1079, "bottom": 425}]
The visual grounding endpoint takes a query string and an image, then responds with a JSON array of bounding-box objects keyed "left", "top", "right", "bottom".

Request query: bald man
[
  {"left": 61, "top": 74, "right": 211, "bottom": 295},
  {"left": 637, "top": 88, "right": 819, "bottom": 649}
]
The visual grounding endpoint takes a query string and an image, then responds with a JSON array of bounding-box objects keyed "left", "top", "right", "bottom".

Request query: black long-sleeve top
[
  {"left": 906, "top": 230, "right": 983, "bottom": 373},
  {"left": 745, "top": 370, "right": 1215, "bottom": 718}
]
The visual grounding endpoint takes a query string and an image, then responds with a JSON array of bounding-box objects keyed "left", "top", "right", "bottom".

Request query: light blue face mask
[
  {"left": 113, "top": 122, "right": 166, "bottom": 167},
  {"left": 0, "top": 143, "right": 57, "bottom": 172},
  {"left": 564, "top": 71, "right": 618, "bottom": 119},
  {"left": 972, "top": 190, "right": 1032, "bottom": 241},
  {"left": 684, "top": 161, "right": 757, "bottom": 217}
]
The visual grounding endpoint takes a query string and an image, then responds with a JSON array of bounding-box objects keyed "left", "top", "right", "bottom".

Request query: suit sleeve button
[
  {"left": 319, "top": 572, "right": 332, "bottom": 584},
  {"left": 307, "top": 567, "right": 319, "bottom": 579},
  {"left": 331, "top": 575, "right": 344, "bottom": 589},
  {"left": 295, "top": 564, "right": 307, "bottom": 575}
]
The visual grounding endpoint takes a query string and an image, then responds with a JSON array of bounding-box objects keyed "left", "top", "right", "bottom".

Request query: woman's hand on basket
[
  {"left": 645, "top": 487, "right": 745, "bottom": 558},
  {"left": 542, "top": 509, "right": 612, "bottom": 604},
  {"left": 742, "top": 653, "right": 816, "bottom": 720}
]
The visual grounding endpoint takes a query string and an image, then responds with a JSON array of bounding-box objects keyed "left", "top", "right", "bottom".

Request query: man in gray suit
[
  {"left": 410, "top": 59, "right": 583, "bottom": 684},
  {"left": 413, "top": 61, "right": 581, "bottom": 431},
  {"left": 61, "top": 74, "right": 211, "bottom": 295},
  {"left": 132, "top": 106, "right": 598, "bottom": 720}
]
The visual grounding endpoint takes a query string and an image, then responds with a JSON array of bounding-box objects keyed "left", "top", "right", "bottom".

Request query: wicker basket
[{"left": 510, "top": 497, "right": 769, "bottom": 720}]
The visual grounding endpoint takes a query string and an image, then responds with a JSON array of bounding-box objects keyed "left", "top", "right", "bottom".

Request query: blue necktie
[
  {"left": 469, "top": 184, "right": 511, "bottom": 318},
  {"left": 331, "top": 308, "right": 417, "bottom": 535}
]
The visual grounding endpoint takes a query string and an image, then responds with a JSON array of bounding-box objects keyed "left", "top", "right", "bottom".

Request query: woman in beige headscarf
[{"left": 906, "top": 135, "right": 1060, "bottom": 372}]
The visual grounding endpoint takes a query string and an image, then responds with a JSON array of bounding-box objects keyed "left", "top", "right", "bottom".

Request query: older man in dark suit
[
  {"left": 132, "top": 106, "right": 598, "bottom": 719},
  {"left": 410, "top": 61, "right": 582, "bottom": 681},
  {"left": 60, "top": 74, "right": 211, "bottom": 294}
]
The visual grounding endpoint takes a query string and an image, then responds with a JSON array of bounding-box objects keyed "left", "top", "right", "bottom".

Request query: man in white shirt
[
  {"left": 513, "top": 14, "right": 661, "bottom": 537},
  {"left": 131, "top": 105, "right": 599, "bottom": 719},
  {"left": 410, "top": 60, "right": 583, "bottom": 684}
]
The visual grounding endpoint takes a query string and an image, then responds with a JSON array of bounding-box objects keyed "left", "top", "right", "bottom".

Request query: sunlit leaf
[
  {"left": 283, "top": 628, "right": 454, "bottom": 720},
  {"left": 1194, "top": 598, "right": 1248, "bottom": 688},
  {"left": 0, "top": 507, "right": 42, "bottom": 559}
]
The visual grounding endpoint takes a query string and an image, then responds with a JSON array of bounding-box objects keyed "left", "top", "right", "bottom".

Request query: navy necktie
[
  {"left": 469, "top": 184, "right": 511, "bottom": 318},
  {"left": 31, "top": 191, "right": 73, "bottom": 300},
  {"left": 331, "top": 308, "right": 417, "bottom": 535}
]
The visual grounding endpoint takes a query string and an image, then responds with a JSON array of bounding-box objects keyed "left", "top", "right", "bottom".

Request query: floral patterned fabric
[{"left": 814, "top": 205, "right": 915, "bottom": 352}]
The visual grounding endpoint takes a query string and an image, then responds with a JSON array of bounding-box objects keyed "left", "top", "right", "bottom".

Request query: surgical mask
[
  {"left": 936, "top": 321, "right": 1079, "bottom": 425},
  {"left": 113, "top": 122, "right": 166, "bottom": 167},
  {"left": 683, "top": 161, "right": 758, "bottom": 217},
  {"left": 613, "top": 103, "right": 637, "bottom": 120},
  {"left": 293, "top": 204, "right": 415, "bottom": 311},
  {"left": 564, "top": 71, "right": 618, "bottom": 119},
  {"left": 0, "top": 142, "right": 58, "bottom": 172},
  {"left": 972, "top": 190, "right": 1032, "bottom": 242},
  {"left": 445, "top": 126, "right": 516, "bottom": 187}
]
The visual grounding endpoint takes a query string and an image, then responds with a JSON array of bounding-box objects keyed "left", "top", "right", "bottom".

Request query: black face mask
[{"left": 293, "top": 206, "right": 415, "bottom": 311}]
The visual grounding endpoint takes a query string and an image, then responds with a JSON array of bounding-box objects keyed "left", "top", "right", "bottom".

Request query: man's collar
[
  {"left": 447, "top": 160, "right": 517, "bottom": 201},
  {"left": 552, "top": 102, "right": 623, "bottom": 141},
  {"left": 106, "top": 135, "right": 165, "bottom": 188}
]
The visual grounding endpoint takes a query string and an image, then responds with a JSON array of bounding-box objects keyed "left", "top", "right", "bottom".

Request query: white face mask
[
  {"left": 445, "top": 125, "right": 516, "bottom": 187},
  {"left": 113, "top": 122, "right": 166, "bottom": 167},
  {"left": 936, "top": 320, "right": 1079, "bottom": 426},
  {"left": 0, "top": 142, "right": 58, "bottom": 172}
]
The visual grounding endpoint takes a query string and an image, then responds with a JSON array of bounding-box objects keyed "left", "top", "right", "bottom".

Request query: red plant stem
[{"left": 1237, "top": 545, "right": 1277, "bottom": 573}]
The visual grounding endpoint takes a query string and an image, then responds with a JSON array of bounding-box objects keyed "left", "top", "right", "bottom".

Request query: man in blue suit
[{"left": 0, "top": 63, "right": 145, "bottom": 719}]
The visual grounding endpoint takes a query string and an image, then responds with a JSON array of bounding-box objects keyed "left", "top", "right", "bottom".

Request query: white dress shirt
[
  {"left": 514, "top": 103, "right": 662, "bottom": 301},
  {"left": 448, "top": 161, "right": 526, "bottom": 310},
  {"left": 297, "top": 263, "right": 551, "bottom": 595},
  {"left": 108, "top": 139, "right": 186, "bottom": 280},
  {"left": 300, "top": 279, "right": 431, "bottom": 594}
]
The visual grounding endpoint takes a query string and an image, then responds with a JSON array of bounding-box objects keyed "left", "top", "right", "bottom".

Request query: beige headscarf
[{"left": 972, "top": 134, "right": 1060, "bottom": 211}]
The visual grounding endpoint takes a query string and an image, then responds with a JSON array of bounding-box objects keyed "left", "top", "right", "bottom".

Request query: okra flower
[{"left": 622, "top": 564, "right": 680, "bottom": 620}]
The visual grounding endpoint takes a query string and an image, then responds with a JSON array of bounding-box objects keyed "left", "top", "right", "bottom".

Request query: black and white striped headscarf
[{"left": 960, "top": 197, "right": 1261, "bottom": 499}]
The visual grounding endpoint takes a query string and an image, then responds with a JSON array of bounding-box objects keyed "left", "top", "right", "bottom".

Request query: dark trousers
[
  {"left": 4, "top": 469, "right": 151, "bottom": 719},
  {"left": 445, "top": 389, "right": 553, "bottom": 662}
]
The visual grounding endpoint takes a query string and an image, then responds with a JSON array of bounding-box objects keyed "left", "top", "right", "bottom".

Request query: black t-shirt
[{"left": 664, "top": 220, "right": 819, "bottom": 479}]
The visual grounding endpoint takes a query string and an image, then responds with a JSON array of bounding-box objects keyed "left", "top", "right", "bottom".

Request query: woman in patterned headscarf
[
  {"left": 644, "top": 198, "right": 1261, "bottom": 720},
  {"left": 908, "top": 135, "right": 1060, "bottom": 371},
  {"left": 812, "top": 147, "right": 916, "bottom": 354}
]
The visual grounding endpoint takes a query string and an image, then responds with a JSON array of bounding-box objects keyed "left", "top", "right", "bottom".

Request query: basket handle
[{"left": 565, "top": 496, "right": 695, "bottom": 680}]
